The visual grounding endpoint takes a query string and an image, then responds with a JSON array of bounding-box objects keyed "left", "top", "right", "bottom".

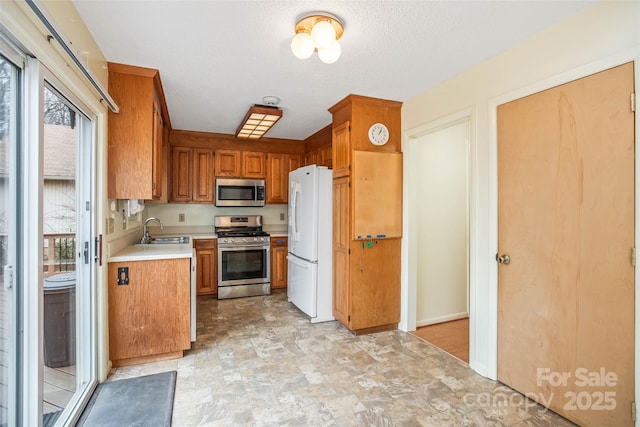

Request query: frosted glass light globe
[
  {"left": 291, "top": 32, "right": 314, "bottom": 59},
  {"left": 318, "top": 41, "right": 341, "bottom": 64},
  {"left": 310, "top": 20, "right": 336, "bottom": 49}
]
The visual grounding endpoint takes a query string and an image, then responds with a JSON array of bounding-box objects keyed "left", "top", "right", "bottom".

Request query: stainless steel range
[{"left": 215, "top": 215, "right": 270, "bottom": 299}]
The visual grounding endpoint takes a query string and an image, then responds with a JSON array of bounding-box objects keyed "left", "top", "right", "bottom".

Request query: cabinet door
[
  {"left": 304, "top": 151, "right": 318, "bottom": 166},
  {"left": 288, "top": 154, "right": 302, "bottom": 172},
  {"left": 192, "top": 149, "right": 214, "bottom": 202},
  {"left": 108, "top": 259, "right": 190, "bottom": 362},
  {"left": 195, "top": 239, "right": 217, "bottom": 295},
  {"left": 152, "top": 102, "right": 163, "bottom": 199},
  {"left": 332, "top": 176, "right": 350, "bottom": 325},
  {"left": 243, "top": 151, "right": 266, "bottom": 178},
  {"left": 266, "top": 153, "right": 286, "bottom": 204},
  {"left": 171, "top": 146, "right": 192, "bottom": 202},
  {"left": 332, "top": 121, "right": 350, "bottom": 177},
  {"left": 271, "top": 237, "right": 288, "bottom": 289},
  {"left": 215, "top": 149, "right": 241, "bottom": 177},
  {"left": 320, "top": 145, "right": 332, "bottom": 168}
]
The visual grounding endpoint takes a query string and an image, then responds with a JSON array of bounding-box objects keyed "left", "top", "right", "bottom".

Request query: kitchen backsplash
[{"left": 146, "top": 203, "right": 287, "bottom": 227}]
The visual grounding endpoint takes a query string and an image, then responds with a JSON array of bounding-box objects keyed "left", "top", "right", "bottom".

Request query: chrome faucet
[{"left": 141, "top": 217, "right": 164, "bottom": 244}]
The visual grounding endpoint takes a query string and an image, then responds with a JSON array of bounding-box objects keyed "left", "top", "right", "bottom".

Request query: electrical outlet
[
  {"left": 280, "top": 213, "right": 285, "bottom": 221},
  {"left": 179, "top": 213, "right": 185, "bottom": 223}
]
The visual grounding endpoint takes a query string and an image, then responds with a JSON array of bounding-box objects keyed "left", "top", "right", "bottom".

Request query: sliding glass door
[
  {"left": 0, "top": 43, "right": 20, "bottom": 427},
  {"left": 0, "top": 35, "right": 98, "bottom": 425}
]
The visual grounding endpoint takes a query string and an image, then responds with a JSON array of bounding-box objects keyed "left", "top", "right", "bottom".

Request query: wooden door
[
  {"left": 497, "top": 63, "right": 635, "bottom": 427},
  {"left": 152, "top": 101, "right": 163, "bottom": 199},
  {"left": 242, "top": 151, "right": 266, "bottom": 178},
  {"left": 192, "top": 148, "right": 213, "bottom": 202},
  {"left": 271, "top": 237, "right": 288, "bottom": 289},
  {"left": 332, "top": 122, "right": 350, "bottom": 177},
  {"left": 171, "top": 146, "right": 192, "bottom": 202},
  {"left": 215, "top": 149, "right": 241, "bottom": 177},
  {"left": 333, "top": 176, "right": 351, "bottom": 325},
  {"left": 195, "top": 239, "right": 217, "bottom": 295},
  {"left": 266, "top": 153, "right": 286, "bottom": 204}
]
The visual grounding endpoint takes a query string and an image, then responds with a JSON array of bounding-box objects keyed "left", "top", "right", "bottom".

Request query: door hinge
[
  {"left": 632, "top": 401, "right": 636, "bottom": 422},
  {"left": 632, "top": 248, "right": 636, "bottom": 267},
  {"left": 631, "top": 93, "right": 636, "bottom": 112},
  {"left": 348, "top": 315, "right": 351, "bottom": 321},
  {"left": 348, "top": 248, "right": 351, "bottom": 255}
]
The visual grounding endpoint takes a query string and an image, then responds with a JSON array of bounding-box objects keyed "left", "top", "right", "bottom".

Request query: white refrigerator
[{"left": 287, "top": 164, "right": 334, "bottom": 323}]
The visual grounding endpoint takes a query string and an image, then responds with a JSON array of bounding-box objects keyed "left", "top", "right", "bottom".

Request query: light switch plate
[{"left": 179, "top": 213, "right": 185, "bottom": 222}]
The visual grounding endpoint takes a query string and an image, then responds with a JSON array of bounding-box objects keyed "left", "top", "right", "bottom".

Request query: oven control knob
[
  {"left": 253, "top": 237, "right": 258, "bottom": 242},
  {"left": 242, "top": 238, "right": 247, "bottom": 242},
  {"left": 229, "top": 238, "right": 235, "bottom": 243}
]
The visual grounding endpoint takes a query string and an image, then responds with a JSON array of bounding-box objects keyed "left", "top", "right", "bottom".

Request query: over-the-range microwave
[{"left": 215, "top": 178, "right": 265, "bottom": 207}]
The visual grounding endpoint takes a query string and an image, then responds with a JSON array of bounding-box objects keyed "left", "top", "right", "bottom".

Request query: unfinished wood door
[{"left": 497, "top": 62, "right": 635, "bottom": 427}]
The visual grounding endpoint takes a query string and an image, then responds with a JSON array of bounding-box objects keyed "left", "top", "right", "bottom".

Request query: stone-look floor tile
[{"left": 107, "top": 291, "right": 575, "bottom": 426}]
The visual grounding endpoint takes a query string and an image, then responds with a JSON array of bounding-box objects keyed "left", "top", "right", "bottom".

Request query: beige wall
[{"left": 401, "top": 0, "right": 640, "bottom": 379}]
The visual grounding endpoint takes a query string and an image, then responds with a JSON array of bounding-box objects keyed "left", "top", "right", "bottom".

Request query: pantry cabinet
[
  {"left": 107, "top": 62, "right": 170, "bottom": 200},
  {"left": 214, "top": 149, "right": 266, "bottom": 178},
  {"left": 266, "top": 153, "right": 302, "bottom": 204},
  {"left": 170, "top": 146, "right": 214, "bottom": 203},
  {"left": 194, "top": 239, "right": 217, "bottom": 295},
  {"left": 108, "top": 258, "right": 190, "bottom": 366},
  {"left": 270, "top": 237, "right": 288, "bottom": 289},
  {"left": 328, "top": 94, "right": 403, "bottom": 335}
]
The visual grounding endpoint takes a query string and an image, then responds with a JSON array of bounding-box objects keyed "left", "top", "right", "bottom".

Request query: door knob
[{"left": 496, "top": 253, "right": 510, "bottom": 265}]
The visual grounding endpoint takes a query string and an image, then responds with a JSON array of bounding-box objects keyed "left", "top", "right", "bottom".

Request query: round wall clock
[{"left": 368, "top": 122, "right": 389, "bottom": 146}]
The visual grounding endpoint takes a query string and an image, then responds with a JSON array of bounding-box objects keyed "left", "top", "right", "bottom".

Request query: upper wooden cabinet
[
  {"left": 107, "top": 62, "right": 170, "bottom": 200},
  {"left": 170, "top": 147, "right": 214, "bottom": 203},
  {"left": 332, "top": 121, "right": 350, "bottom": 177},
  {"left": 214, "top": 149, "right": 266, "bottom": 178},
  {"left": 266, "top": 153, "right": 302, "bottom": 204}
]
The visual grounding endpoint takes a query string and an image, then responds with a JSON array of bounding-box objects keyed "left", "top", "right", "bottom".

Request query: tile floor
[{"left": 107, "top": 291, "right": 575, "bottom": 426}]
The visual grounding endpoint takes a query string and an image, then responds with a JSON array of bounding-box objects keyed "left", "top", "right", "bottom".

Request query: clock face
[{"left": 368, "top": 123, "right": 389, "bottom": 146}]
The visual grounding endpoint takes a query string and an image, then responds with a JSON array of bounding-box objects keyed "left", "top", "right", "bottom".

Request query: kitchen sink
[{"left": 138, "top": 236, "right": 190, "bottom": 245}]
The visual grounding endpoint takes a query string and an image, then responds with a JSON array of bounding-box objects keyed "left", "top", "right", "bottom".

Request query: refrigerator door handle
[
  {"left": 290, "top": 182, "right": 301, "bottom": 242},
  {"left": 287, "top": 254, "right": 311, "bottom": 268}
]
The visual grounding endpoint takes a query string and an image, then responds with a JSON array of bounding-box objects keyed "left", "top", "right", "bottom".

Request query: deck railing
[
  {"left": 0, "top": 233, "right": 76, "bottom": 278},
  {"left": 43, "top": 233, "right": 76, "bottom": 277}
]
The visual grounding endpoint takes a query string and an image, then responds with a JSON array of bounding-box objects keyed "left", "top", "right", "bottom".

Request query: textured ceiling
[{"left": 72, "top": 0, "right": 596, "bottom": 141}]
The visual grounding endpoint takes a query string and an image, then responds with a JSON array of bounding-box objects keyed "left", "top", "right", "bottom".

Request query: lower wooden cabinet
[
  {"left": 271, "top": 236, "right": 288, "bottom": 289},
  {"left": 108, "top": 258, "right": 191, "bottom": 366},
  {"left": 194, "top": 239, "right": 217, "bottom": 295}
]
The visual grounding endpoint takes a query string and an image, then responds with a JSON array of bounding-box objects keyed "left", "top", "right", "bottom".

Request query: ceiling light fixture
[
  {"left": 291, "top": 12, "right": 344, "bottom": 64},
  {"left": 235, "top": 104, "right": 283, "bottom": 139}
]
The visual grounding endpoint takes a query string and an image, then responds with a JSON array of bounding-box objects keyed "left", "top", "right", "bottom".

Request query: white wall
[
  {"left": 415, "top": 121, "right": 469, "bottom": 326},
  {"left": 401, "top": 0, "right": 640, "bottom": 380}
]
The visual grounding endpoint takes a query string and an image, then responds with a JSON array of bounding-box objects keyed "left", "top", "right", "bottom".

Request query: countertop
[
  {"left": 108, "top": 224, "right": 289, "bottom": 262},
  {"left": 108, "top": 243, "right": 193, "bottom": 262}
]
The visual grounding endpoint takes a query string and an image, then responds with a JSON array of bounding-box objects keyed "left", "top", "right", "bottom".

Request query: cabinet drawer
[
  {"left": 270, "top": 237, "right": 288, "bottom": 247},
  {"left": 194, "top": 238, "right": 216, "bottom": 249}
]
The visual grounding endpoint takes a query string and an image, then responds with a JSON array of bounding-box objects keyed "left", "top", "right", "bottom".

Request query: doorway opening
[{"left": 407, "top": 118, "right": 470, "bottom": 363}]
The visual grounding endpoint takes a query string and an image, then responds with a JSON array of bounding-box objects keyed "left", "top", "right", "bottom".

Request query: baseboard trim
[{"left": 416, "top": 312, "right": 468, "bottom": 327}]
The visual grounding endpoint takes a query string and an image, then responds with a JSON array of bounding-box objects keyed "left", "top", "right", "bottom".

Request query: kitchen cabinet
[
  {"left": 266, "top": 153, "right": 303, "bottom": 204},
  {"left": 107, "top": 62, "right": 169, "bottom": 200},
  {"left": 328, "top": 94, "right": 403, "bottom": 335},
  {"left": 108, "top": 258, "right": 190, "bottom": 367},
  {"left": 271, "top": 236, "right": 288, "bottom": 289},
  {"left": 194, "top": 239, "right": 217, "bottom": 295},
  {"left": 170, "top": 146, "right": 214, "bottom": 203},
  {"left": 214, "top": 149, "right": 266, "bottom": 178},
  {"left": 304, "top": 144, "right": 332, "bottom": 168}
]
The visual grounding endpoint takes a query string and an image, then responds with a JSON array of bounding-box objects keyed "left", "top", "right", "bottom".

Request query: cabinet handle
[{"left": 276, "top": 239, "right": 286, "bottom": 243}]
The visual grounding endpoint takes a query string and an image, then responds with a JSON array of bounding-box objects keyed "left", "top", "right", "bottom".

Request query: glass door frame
[{"left": 22, "top": 57, "right": 98, "bottom": 426}]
